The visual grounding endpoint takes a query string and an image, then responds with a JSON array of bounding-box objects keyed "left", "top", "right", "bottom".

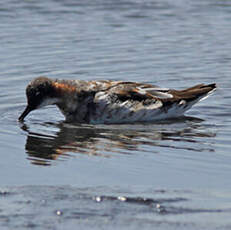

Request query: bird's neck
[
  {"left": 52, "top": 80, "right": 77, "bottom": 96},
  {"left": 50, "top": 80, "right": 96, "bottom": 122}
]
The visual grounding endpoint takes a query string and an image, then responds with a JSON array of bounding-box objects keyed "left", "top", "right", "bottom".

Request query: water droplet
[
  {"left": 56, "top": 210, "right": 63, "bottom": 216},
  {"left": 156, "top": 204, "right": 161, "bottom": 209},
  {"left": 118, "top": 196, "right": 126, "bottom": 202},
  {"left": 95, "top": 196, "right": 102, "bottom": 202},
  {"left": 156, "top": 203, "right": 166, "bottom": 213}
]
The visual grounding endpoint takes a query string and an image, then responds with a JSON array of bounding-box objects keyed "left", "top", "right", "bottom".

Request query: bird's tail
[
  {"left": 161, "top": 83, "right": 217, "bottom": 117},
  {"left": 172, "top": 83, "right": 217, "bottom": 102}
]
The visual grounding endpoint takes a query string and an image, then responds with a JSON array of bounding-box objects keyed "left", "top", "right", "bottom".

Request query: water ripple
[{"left": 1, "top": 186, "right": 231, "bottom": 230}]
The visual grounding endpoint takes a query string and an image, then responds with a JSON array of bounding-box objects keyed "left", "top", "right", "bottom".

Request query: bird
[{"left": 18, "top": 77, "right": 216, "bottom": 124}]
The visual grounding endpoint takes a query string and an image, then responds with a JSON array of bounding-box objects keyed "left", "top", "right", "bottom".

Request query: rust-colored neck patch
[{"left": 53, "top": 82, "right": 76, "bottom": 94}]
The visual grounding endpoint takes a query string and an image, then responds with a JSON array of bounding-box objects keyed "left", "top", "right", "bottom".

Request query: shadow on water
[{"left": 19, "top": 116, "right": 216, "bottom": 166}]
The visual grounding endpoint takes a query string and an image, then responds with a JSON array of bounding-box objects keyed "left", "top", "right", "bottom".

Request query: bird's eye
[{"left": 35, "top": 91, "right": 40, "bottom": 96}]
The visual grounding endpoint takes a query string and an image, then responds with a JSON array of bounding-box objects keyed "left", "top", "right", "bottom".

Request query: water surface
[{"left": 1, "top": 0, "right": 231, "bottom": 229}]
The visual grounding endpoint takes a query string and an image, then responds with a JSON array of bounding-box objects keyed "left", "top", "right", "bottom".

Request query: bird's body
[{"left": 19, "top": 77, "right": 216, "bottom": 124}]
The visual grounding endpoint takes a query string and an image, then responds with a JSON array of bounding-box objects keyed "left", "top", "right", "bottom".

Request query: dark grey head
[{"left": 19, "top": 77, "right": 58, "bottom": 121}]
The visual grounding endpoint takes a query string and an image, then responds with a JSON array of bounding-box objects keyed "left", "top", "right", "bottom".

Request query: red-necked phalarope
[{"left": 19, "top": 77, "right": 216, "bottom": 124}]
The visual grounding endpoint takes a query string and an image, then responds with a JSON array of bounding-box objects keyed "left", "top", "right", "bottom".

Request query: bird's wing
[
  {"left": 93, "top": 81, "right": 216, "bottom": 103},
  {"left": 105, "top": 82, "right": 173, "bottom": 101}
]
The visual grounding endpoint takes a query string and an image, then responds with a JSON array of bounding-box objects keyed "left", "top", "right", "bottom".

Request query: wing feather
[{"left": 108, "top": 82, "right": 173, "bottom": 101}]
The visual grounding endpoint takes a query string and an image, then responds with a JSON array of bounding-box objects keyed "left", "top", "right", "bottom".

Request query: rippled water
[
  {"left": 1, "top": 186, "right": 231, "bottom": 230},
  {"left": 1, "top": 0, "right": 231, "bottom": 229}
]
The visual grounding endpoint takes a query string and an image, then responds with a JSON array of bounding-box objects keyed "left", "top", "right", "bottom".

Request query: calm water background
[{"left": 1, "top": 0, "right": 231, "bottom": 229}]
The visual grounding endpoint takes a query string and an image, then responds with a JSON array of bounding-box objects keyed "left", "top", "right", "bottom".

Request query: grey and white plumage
[{"left": 19, "top": 77, "right": 216, "bottom": 124}]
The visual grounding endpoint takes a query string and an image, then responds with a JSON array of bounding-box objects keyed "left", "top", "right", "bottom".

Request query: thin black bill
[{"left": 18, "top": 106, "right": 33, "bottom": 122}]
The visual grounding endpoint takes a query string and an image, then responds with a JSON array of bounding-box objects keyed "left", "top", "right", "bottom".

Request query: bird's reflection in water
[{"left": 20, "top": 116, "right": 216, "bottom": 166}]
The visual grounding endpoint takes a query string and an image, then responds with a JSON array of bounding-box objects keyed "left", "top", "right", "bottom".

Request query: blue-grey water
[{"left": 1, "top": 0, "right": 231, "bottom": 229}]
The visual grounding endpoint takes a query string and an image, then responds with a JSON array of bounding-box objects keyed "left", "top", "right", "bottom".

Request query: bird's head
[{"left": 19, "top": 77, "right": 59, "bottom": 121}]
